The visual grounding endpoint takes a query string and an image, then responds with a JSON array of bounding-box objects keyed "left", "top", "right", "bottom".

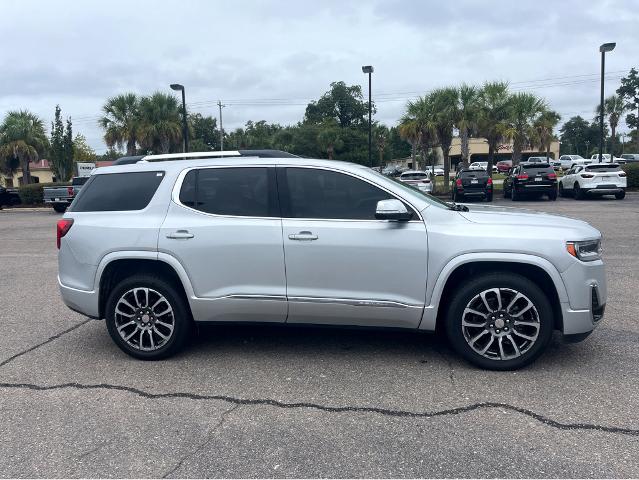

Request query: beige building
[{"left": 1, "top": 159, "right": 57, "bottom": 187}]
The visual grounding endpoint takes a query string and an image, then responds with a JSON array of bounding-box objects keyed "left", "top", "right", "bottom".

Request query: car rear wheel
[
  {"left": 548, "top": 190, "right": 557, "bottom": 201},
  {"left": 615, "top": 190, "right": 626, "bottom": 200},
  {"left": 445, "top": 272, "right": 554, "bottom": 370},
  {"left": 105, "top": 275, "right": 192, "bottom": 360},
  {"left": 511, "top": 187, "right": 519, "bottom": 201},
  {"left": 485, "top": 193, "right": 493, "bottom": 202},
  {"left": 53, "top": 204, "right": 67, "bottom": 213}
]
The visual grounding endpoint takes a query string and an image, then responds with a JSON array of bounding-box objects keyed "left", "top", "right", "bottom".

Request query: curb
[{"left": 0, "top": 207, "right": 54, "bottom": 213}]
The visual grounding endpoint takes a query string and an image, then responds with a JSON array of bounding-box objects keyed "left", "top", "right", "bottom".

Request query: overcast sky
[{"left": 1, "top": 0, "right": 638, "bottom": 153}]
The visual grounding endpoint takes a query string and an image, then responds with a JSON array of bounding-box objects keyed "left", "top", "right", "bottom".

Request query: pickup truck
[
  {"left": 44, "top": 177, "right": 89, "bottom": 213},
  {"left": 590, "top": 154, "right": 625, "bottom": 164},
  {"left": 0, "top": 186, "right": 21, "bottom": 208}
]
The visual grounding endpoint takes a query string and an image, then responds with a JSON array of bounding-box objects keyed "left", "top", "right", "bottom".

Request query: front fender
[{"left": 418, "top": 252, "right": 569, "bottom": 330}]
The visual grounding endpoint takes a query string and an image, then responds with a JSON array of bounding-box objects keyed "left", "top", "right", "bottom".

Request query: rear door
[
  {"left": 158, "top": 166, "right": 287, "bottom": 323},
  {"left": 278, "top": 166, "right": 428, "bottom": 329}
]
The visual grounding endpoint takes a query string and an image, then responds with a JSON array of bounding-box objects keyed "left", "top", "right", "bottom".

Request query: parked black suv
[
  {"left": 451, "top": 169, "right": 493, "bottom": 202},
  {"left": 503, "top": 163, "right": 558, "bottom": 201},
  {"left": 0, "top": 186, "right": 21, "bottom": 208}
]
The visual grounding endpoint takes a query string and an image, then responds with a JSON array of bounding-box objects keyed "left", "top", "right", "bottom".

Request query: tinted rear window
[
  {"left": 460, "top": 170, "right": 488, "bottom": 178},
  {"left": 70, "top": 171, "right": 164, "bottom": 212},
  {"left": 521, "top": 165, "right": 554, "bottom": 174},
  {"left": 585, "top": 165, "right": 621, "bottom": 172}
]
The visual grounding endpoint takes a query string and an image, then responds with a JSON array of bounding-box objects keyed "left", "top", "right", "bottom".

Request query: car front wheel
[
  {"left": 445, "top": 272, "right": 553, "bottom": 370},
  {"left": 105, "top": 275, "right": 192, "bottom": 360}
]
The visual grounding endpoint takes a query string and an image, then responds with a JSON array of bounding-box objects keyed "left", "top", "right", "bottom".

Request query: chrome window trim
[
  {"left": 196, "top": 293, "right": 418, "bottom": 309},
  {"left": 171, "top": 164, "right": 424, "bottom": 222}
]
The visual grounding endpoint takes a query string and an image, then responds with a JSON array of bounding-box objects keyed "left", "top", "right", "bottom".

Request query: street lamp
[
  {"left": 362, "top": 65, "right": 374, "bottom": 168},
  {"left": 598, "top": 42, "right": 615, "bottom": 163},
  {"left": 170, "top": 83, "right": 189, "bottom": 153}
]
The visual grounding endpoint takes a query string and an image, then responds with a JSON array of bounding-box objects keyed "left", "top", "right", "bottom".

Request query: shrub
[
  {"left": 622, "top": 163, "right": 639, "bottom": 190},
  {"left": 17, "top": 182, "right": 64, "bottom": 205}
]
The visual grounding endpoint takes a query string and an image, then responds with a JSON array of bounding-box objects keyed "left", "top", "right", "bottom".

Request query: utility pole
[{"left": 217, "top": 100, "right": 225, "bottom": 151}]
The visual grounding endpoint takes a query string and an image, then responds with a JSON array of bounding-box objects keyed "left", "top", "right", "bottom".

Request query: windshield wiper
[{"left": 448, "top": 202, "right": 469, "bottom": 212}]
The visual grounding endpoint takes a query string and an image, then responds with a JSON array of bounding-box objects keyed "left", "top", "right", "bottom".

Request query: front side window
[
  {"left": 179, "top": 167, "right": 276, "bottom": 217},
  {"left": 282, "top": 168, "right": 397, "bottom": 220}
]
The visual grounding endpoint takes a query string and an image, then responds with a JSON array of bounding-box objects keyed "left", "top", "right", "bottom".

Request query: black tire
[
  {"left": 456, "top": 192, "right": 464, "bottom": 202},
  {"left": 445, "top": 272, "right": 554, "bottom": 371},
  {"left": 615, "top": 189, "right": 626, "bottom": 200},
  {"left": 105, "top": 275, "right": 192, "bottom": 360},
  {"left": 485, "top": 192, "right": 493, "bottom": 202},
  {"left": 53, "top": 204, "right": 67, "bottom": 213},
  {"left": 451, "top": 189, "right": 457, "bottom": 201},
  {"left": 503, "top": 184, "right": 511, "bottom": 198},
  {"left": 574, "top": 182, "right": 585, "bottom": 200},
  {"left": 548, "top": 190, "right": 557, "bottom": 201},
  {"left": 511, "top": 186, "right": 519, "bottom": 201}
]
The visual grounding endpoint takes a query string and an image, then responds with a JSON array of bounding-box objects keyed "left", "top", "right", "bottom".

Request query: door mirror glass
[{"left": 375, "top": 199, "right": 413, "bottom": 221}]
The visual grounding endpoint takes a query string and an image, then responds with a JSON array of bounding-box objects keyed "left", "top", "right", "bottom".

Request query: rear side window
[
  {"left": 179, "top": 167, "right": 277, "bottom": 217},
  {"left": 70, "top": 171, "right": 164, "bottom": 212}
]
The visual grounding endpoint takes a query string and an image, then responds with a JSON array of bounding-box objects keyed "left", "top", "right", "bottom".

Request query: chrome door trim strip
[
  {"left": 288, "top": 296, "right": 421, "bottom": 309},
  {"left": 225, "top": 294, "right": 287, "bottom": 301}
]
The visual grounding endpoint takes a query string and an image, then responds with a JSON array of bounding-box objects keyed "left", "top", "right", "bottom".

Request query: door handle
[
  {"left": 288, "top": 231, "right": 318, "bottom": 241},
  {"left": 166, "top": 230, "right": 194, "bottom": 239}
]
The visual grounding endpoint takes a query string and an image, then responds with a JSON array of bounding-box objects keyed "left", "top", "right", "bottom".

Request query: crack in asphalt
[
  {"left": 1, "top": 381, "right": 638, "bottom": 438},
  {"left": 0, "top": 320, "right": 91, "bottom": 369},
  {"left": 161, "top": 404, "right": 241, "bottom": 478}
]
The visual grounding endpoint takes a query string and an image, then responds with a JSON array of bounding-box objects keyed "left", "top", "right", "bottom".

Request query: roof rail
[{"left": 142, "top": 151, "right": 242, "bottom": 162}]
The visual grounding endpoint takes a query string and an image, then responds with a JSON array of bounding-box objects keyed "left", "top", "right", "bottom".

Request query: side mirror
[{"left": 375, "top": 199, "right": 413, "bottom": 221}]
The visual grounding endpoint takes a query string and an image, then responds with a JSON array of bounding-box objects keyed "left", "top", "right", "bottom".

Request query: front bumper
[{"left": 559, "top": 259, "right": 606, "bottom": 336}]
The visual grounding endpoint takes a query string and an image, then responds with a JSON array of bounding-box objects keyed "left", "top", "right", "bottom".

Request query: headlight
[{"left": 566, "top": 239, "right": 602, "bottom": 261}]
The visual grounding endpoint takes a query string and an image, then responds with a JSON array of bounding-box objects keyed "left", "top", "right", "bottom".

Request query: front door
[
  {"left": 158, "top": 166, "right": 287, "bottom": 323},
  {"left": 278, "top": 166, "right": 428, "bottom": 328}
]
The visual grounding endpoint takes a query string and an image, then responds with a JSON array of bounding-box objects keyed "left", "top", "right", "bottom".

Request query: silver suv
[{"left": 57, "top": 153, "right": 607, "bottom": 370}]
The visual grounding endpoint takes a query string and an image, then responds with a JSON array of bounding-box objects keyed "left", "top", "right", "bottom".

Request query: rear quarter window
[{"left": 69, "top": 171, "right": 165, "bottom": 212}]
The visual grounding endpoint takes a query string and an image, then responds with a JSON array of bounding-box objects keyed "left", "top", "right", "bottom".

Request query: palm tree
[
  {"left": 406, "top": 94, "right": 438, "bottom": 182},
  {"left": 317, "top": 123, "right": 343, "bottom": 160},
  {"left": 398, "top": 117, "right": 420, "bottom": 169},
  {"left": 0, "top": 110, "right": 49, "bottom": 185},
  {"left": 374, "top": 124, "right": 389, "bottom": 170},
  {"left": 533, "top": 110, "right": 561, "bottom": 160},
  {"left": 100, "top": 93, "right": 140, "bottom": 156},
  {"left": 506, "top": 92, "right": 546, "bottom": 165},
  {"left": 602, "top": 95, "right": 626, "bottom": 156},
  {"left": 431, "top": 87, "right": 458, "bottom": 192},
  {"left": 477, "top": 82, "right": 511, "bottom": 173},
  {"left": 456, "top": 84, "right": 480, "bottom": 169},
  {"left": 137, "top": 92, "right": 183, "bottom": 154}
]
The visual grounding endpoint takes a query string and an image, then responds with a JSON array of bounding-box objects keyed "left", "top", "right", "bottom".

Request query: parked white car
[
  {"left": 558, "top": 155, "right": 586, "bottom": 170},
  {"left": 398, "top": 170, "right": 433, "bottom": 193},
  {"left": 469, "top": 161, "right": 498, "bottom": 173},
  {"left": 559, "top": 163, "right": 627, "bottom": 200}
]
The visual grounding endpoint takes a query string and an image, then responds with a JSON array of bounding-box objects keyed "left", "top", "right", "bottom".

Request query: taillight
[
  {"left": 581, "top": 173, "right": 595, "bottom": 178},
  {"left": 517, "top": 174, "right": 529, "bottom": 180},
  {"left": 547, "top": 173, "right": 557, "bottom": 180},
  {"left": 487, "top": 177, "right": 493, "bottom": 186},
  {"left": 456, "top": 178, "right": 463, "bottom": 188},
  {"left": 619, "top": 172, "right": 626, "bottom": 177},
  {"left": 67, "top": 186, "right": 74, "bottom": 197},
  {"left": 56, "top": 218, "right": 73, "bottom": 249}
]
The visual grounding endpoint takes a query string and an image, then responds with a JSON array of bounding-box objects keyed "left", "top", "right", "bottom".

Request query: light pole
[
  {"left": 170, "top": 83, "right": 189, "bottom": 153},
  {"left": 217, "top": 100, "right": 225, "bottom": 151},
  {"left": 598, "top": 42, "right": 615, "bottom": 163},
  {"left": 362, "top": 65, "right": 374, "bottom": 168}
]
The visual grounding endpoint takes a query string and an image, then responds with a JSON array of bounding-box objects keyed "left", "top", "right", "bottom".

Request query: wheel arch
[
  {"left": 96, "top": 252, "right": 195, "bottom": 320},
  {"left": 421, "top": 254, "right": 567, "bottom": 333}
]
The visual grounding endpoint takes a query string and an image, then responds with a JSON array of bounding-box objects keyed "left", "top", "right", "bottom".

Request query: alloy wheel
[
  {"left": 461, "top": 287, "right": 540, "bottom": 360},
  {"left": 114, "top": 287, "right": 175, "bottom": 351}
]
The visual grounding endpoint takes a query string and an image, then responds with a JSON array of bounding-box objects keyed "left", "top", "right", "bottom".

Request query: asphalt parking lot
[{"left": 1, "top": 194, "right": 638, "bottom": 478}]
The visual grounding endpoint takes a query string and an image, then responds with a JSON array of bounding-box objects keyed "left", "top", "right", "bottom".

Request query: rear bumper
[
  {"left": 58, "top": 276, "right": 100, "bottom": 318},
  {"left": 583, "top": 185, "right": 624, "bottom": 194}
]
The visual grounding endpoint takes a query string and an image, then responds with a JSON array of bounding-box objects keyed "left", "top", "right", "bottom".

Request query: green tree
[
  {"left": 431, "top": 87, "right": 458, "bottom": 191},
  {"left": 406, "top": 94, "right": 438, "bottom": 189},
  {"left": 387, "top": 126, "right": 411, "bottom": 161},
  {"left": 137, "top": 92, "right": 183, "bottom": 154},
  {"left": 617, "top": 67, "right": 639, "bottom": 151},
  {"left": 50, "top": 105, "right": 65, "bottom": 179},
  {"left": 271, "top": 127, "right": 296, "bottom": 153},
  {"left": 189, "top": 113, "right": 219, "bottom": 151},
  {"left": 0, "top": 110, "right": 49, "bottom": 184},
  {"left": 398, "top": 118, "right": 420, "bottom": 169},
  {"left": 456, "top": 84, "right": 480, "bottom": 169},
  {"left": 73, "top": 134, "right": 97, "bottom": 163},
  {"left": 599, "top": 95, "right": 626, "bottom": 156},
  {"left": 533, "top": 110, "right": 561, "bottom": 160},
  {"left": 559, "top": 116, "right": 601, "bottom": 156},
  {"left": 304, "top": 81, "right": 371, "bottom": 128},
  {"left": 317, "top": 122, "right": 344, "bottom": 160},
  {"left": 374, "top": 124, "right": 390, "bottom": 168},
  {"left": 63, "top": 118, "right": 74, "bottom": 178},
  {"left": 506, "top": 92, "right": 546, "bottom": 165},
  {"left": 100, "top": 93, "right": 140, "bottom": 155},
  {"left": 477, "top": 82, "right": 511, "bottom": 173}
]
